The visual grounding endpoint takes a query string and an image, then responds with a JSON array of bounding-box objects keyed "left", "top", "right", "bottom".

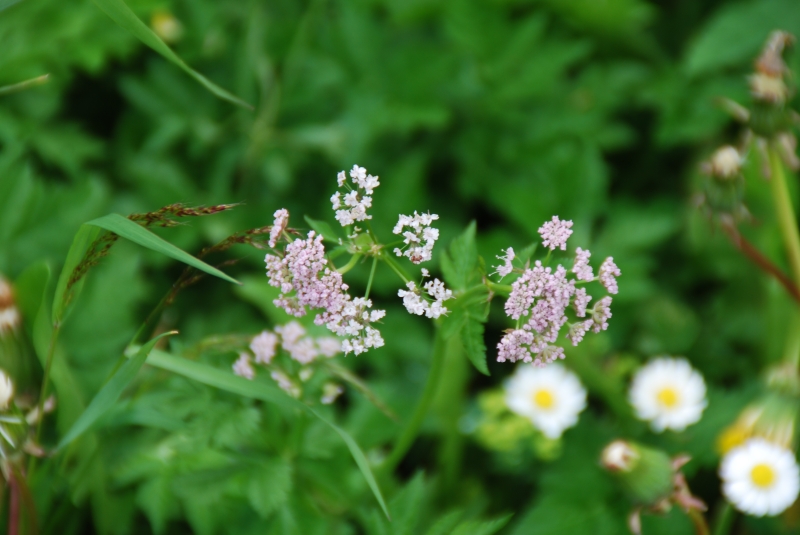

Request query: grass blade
[
  {"left": 87, "top": 214, "right": 240, "bottom": 285},
  {"left": 52, "top": 225, "right": 101, "bottom": 324},
  {"left": 145, "top": 349, "right": 390, "bottom": 519},
  {"left": 0, "top": 74, "right": 49, "bottom": 96},
  {"left": 55, "top": 332, "right": 176, "bottom": 450},
  {"left": 91, "top": 0, "right": 252, "bottom": 110}
]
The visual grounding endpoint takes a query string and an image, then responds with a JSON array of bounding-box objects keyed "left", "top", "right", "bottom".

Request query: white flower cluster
[
  {"left": 331, "top": 165, "right": 380, "bottom": 227},
  {"left": 393, "top": 211, "right": 440, "bottom": 264},
  {"left": 398, "top": 278, "right": 453, "bottom": 319},
  {"left": 316, "top": 297, "right": 385, "bottom": 355}
]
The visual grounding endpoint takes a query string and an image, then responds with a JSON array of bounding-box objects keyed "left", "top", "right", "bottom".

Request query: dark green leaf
[
  {"left": 441, "top": 222, "right": 478, "bottom": 291},
  {"left": 461, "top": 318, "right": 489, "bottom": 376},
  {"left": 91, "top": 0, "right": 252, "bottom": 109},
  {"left": 56, "top": 331, "right": 176, "bottom": 450},
  {"left": 304, "top": 216, "right": 343, "bottom": 244},
  {"left": 247, "top": 459, "right": 293, "bottom": 518},
  {"left": 144, "top": 349, "right": 390, "bottom": 519}
]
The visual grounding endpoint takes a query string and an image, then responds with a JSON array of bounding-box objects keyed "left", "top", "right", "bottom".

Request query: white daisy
[
  {"left": 720, "top": 438, "right": 800, "bottom": 516},
  {"left": 629, "top": 357, "right": 707, "bottom": 432},
  {"left": 504, "top": 363, "right": 587, "bottom": 439}
]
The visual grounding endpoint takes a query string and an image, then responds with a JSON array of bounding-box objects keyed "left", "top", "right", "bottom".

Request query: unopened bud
[
  {"left": 601, "top": 440, "right": 674, "bottom": 506},
  {"left": 0, "top": 368, "right": 14, "bottom": 410},
  {"left": 749, "top": 73, "right": 790, "bottom": 105},
  {"left": 0, "top": 277, "right": 20, "bottom": 335},
  {"left": 704, "top": 146, "right": 742, "bottom": 179}
]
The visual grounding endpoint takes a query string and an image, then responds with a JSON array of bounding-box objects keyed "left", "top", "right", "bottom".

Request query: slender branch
[
  {"left": 380, "top": 326, "right": 446, "bottom": 474},
  {"left": 688, "top": 509, "right": 710, "bottom": 535},
  {"left": 8, "top": 471, "right": 18, "bottom": 535},
  {"left": 364, "top": 256, "right": 378, "bottom": 300},
  {"left": 719, "top": 222, "right": 800, "bottom": 303},
  {"left": 712, "top": 502, "right": 735, "bottom": 535},
  {"left": 768, "top": 143, "right": 800, "bottom": 286}
]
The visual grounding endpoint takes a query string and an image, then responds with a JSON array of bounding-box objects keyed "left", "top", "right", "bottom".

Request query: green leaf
[
  {"left": 441, "top": 222, "right": 478, "bottom": 291},
  {"left": 144, "top": 349, "right": 390, "bottom": 519},
  {"left": 86, "top": 214, "right": 240, "bottom": 284},
  {"left": 461, "top": 318, "right": 489, "bottom": 376},
  {"left": 91, "top": 0, "right": 252, "bottom": 109},
  {"left": 52, "top": 225, "right": 102, "bottom": 324},
  {"left": 304, "top": 216, "right": 343, "bottom": 244},
  {"left": 451, "top": 513, "right": 513, "bottom": 535},
  {"left": 56, "top": 331, "right": 176, "bottom": 450},
  {"left": 247, "top": 459, "right": 293, "bottom": 518}
]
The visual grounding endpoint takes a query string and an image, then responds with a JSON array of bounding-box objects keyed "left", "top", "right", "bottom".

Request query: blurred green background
[{"left": 2, "top": 0, "right": 800, "bottom": 533}]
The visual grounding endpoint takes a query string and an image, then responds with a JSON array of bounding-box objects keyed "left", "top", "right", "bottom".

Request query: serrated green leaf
[
  {"left": 91, "top": 0, "right": 252, "bottom": 109},
  {"left": 440, "top": 307, "right": 466, "bottom": 340},
  {"left": 461, "top": 318, "right": 489, "bottom": 376},
  {"left": 451, "top": 513, "right": 513, "bottom": 535},
  {"left": 56, "top": 331, "right": 176, "bottom": 450},
  {"left": 137, "top": 474, "right": 179, "bottom": 535},
  {"left": 144, "top": 349, "right": 390, "bottom": 519},
  {"left": 442, "top": 222, "right": 478, "bottom": 290},
  {"left": 304, "top": 216, "right": 343, "bottom": 244},
  {"left": 87, "top": 214, "right": 240, "bottom": 284},
  {"left": 247, "top": 459, "right": 293, "bottom": 518},
  {"left": 425, "top": 510, "right": 464, "bottom": 535}
]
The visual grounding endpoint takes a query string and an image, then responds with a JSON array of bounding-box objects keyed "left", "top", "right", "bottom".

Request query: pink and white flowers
[
  {"left": 331, "top": 165, "right": 380, "bottom": 227},
  {"left": 393, "top": 211, "right": 440, "bottom": 264}
]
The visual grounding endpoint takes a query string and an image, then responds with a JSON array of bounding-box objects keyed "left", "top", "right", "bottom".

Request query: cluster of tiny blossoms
[
  {"left": 495, "top": 216, "right": 620, "bottom": 367},
  {"left": 264, "top": 209, "right": 385, "bottom": 355},
  {"left": 393, "top": 212, "right": 440, "bottom": 264},
  {"left": 331, "top": 165, "right": 380, "bottom": 228},
  {"left": 397, "top": 272, "right": 453, "bottom": 319},
  {"left": 232, "top": 321, "right": 343, "bottom": 403}
]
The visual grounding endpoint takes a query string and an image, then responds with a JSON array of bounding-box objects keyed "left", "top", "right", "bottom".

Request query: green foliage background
[{"left": 2, "top": 0, "right": 800, "bottom": 533}]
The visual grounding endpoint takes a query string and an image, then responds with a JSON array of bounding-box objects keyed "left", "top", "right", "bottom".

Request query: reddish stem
[{"left": 721, "top": 222, "right": 800, "bottom": 304}]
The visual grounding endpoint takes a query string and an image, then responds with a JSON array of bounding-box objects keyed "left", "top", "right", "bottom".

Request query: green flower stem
[
  {"left": 364, "top": 256, "right": 378, "bottom": 300},
  {"left": 712, "top": 502, "right": 735, "bottom": 535},
  {"left": 336, "top": 253, "right": 362, "bottom": 275},
  {"left": 688, "top": 509, "right": 710, "bottom": 535},
  {"left": 380, "top": 325, "right": 446, "bottom": 475},
  {"left": 382, "top": 254, "right": 411, "bottom": 284},
  {"left": 768, "top": 143, "right": 800, "bottom": 287},
  {"left": 486, "top": 281, "right": 512, "bottom": 296}
]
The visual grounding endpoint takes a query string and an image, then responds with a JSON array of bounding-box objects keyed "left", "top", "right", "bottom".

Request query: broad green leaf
[
  {"left": 144, "top": 349, "right": 390, "bottom": 519},
  {"left": 91, "top": 0, "right": 252, "bottom": 109},
  {"left": 247, "top": 459, "right": 293, "bottom": 518},
  {"left": 0, "top": 0, "right": 23, "bottom": 12},
  {"left": 87, "top": 214, "right": 240, "bottom": 285},
  {"left": 55, "top": 332, "right": 175, "bottom": 450},
  {"left": 52, "top": 225, "right": 102, "bottom": 324},
  {"left": 462, "top": 318, "right": 489, "bottom": 376},
  {"left": 304, "top": 215, "right": 343, "bottom": 244},
  {"left": 441, "top": 222, "right": 478, "bottom": 291}
]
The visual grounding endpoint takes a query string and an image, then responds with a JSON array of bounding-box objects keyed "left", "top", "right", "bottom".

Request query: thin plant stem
[
  {"left": 719, "top": 221, "right": 800, "bottom": 303},
  {"left": 381, "top": 326, "right": 446, "bottom": 474},
  {"left": 8, "top": 469, "right": 18, "bottom": 535},
  {"left": 336, "top": 253, "right": 361, "bottom": 275},
  {"left": 688, "top": 509, "right": 710, "bottom": 535},
  {"left": 34, "top": 324, "right": 61, "bottom": 442},
  {"left": 364, "top": 256, "right": 378, "bottom": 300},
  {"left": 382, "top": 254, "right": 410, "bottom": 284},
  {"left": 768, "top": 143, "right": 800, "bottom": 286},
  {"left": 712, "top": 502, "right": 735, "bottom": 535}
]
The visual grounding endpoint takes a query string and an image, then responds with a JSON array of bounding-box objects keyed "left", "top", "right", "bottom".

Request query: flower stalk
[{"left": 769, "top": 143, "right": 800, "bottom": 288}]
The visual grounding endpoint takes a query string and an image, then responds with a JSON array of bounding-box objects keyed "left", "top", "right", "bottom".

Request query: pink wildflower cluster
[
  {"left": 233, "top": 321, "right": 343, "bottom": 399},
  {"left": 397, "top": 278, "right": 453, "bottom": 319},
  {"left": 264, "top": 209, "right": 385, "bottom": 355},
  {"left": 538, "top": 216, "right": 573, "bottom": 251},
  {"left": 268, "top": 208, "right": 289, "bottom": 248},
  {"left": 331, "top": 165, "right": 380, "bottom": 227},
  {"left": 496, "top": 216, "right": 621, "bottom": 366},
  {"left": 393, "top": 212, "right": 440, "bottom": 264},
  {"left": 493, "top": 247, "right": 515, "bottom": 278}
]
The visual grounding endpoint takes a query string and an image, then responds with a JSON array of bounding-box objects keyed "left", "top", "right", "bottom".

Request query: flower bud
[
  {"left": 0, "top": 368, "right": 14, "bottom": 410},
  {"left": 0, "top": 277, "right": 20, "bottom": 335},
  {"left": 601, "top": 440, "right": 674, "bottom": 506},
  {"left": 704, "top": 146, "right": 742, "bottom": 180}
]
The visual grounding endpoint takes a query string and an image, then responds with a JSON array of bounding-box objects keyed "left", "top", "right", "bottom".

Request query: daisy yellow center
[
  {"left": 656, "top": 387, "right": 679, "bottom": 408},
  {"left": 750, "top": 464, "right": 776, "bottom": 488},
  {"left": 532, "top": 389, "right": 555, "bottom": 409}
]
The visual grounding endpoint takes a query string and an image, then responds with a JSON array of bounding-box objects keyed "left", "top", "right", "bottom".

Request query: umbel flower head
[
  {"left": 504, "top": 363, "right": 587, "bottom": 439},
  {"left": 720, "top": 438, "right": 800, "bottom": 516},
  {"left": 495, "top": 216, "right": 620, "bottom": 367},
  {"left": 628, "top": 357, "right": 707, "bottom": 432}
]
